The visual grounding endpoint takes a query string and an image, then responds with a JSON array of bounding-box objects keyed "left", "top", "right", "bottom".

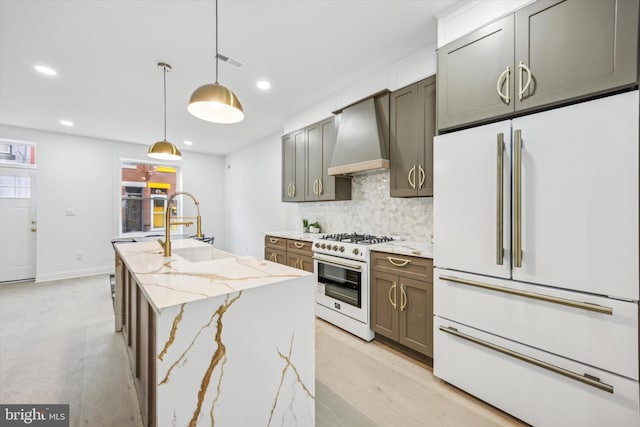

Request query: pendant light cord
[
  {"left": 215, "top": 0, "right": 219, "bottom": 83},
  {"left": 163, "top": 65, "right": 167, "bottom": 140}
]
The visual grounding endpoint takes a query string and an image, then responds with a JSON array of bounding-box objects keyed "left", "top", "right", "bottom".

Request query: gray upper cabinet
[
  {"left": 283, "top": 117, "right": 351, "bottom": 203},
  {"left": 437, "top": 15, "right": 515, "bottom": 132},
  {"left": 437, "top": 0, "right": 639, "bottom": 131},
  {"left": 282, "top": 130, "right": 305, "bottom": 202},
  {"left": 390, "top": 75, "right": 437, "bottom": 197},
  {"left": 515, "top": 0, "right": 639, "bottom": 112}
]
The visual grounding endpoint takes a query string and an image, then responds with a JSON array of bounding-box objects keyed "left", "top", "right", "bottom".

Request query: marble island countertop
[{"left": 115, "top": 238, "right": 311, "bottom": 312}]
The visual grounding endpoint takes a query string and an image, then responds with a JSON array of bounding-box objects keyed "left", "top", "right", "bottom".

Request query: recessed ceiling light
[
  {"left": 256, "top": 80, "right": 271, "bottom": 90},
  {"left": 183, "top": 140, "right": 193, "bottom": 146},
  {"left": 35, "top": 65, "right": 57, "bottom": 76},
  {"left": 59, "top": 120, "right": 74, "bottom": 127}
]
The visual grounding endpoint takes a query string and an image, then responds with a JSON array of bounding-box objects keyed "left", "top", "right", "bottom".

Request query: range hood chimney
[{"left": 328, "top": 90, "right": 390, "bottom": 176}]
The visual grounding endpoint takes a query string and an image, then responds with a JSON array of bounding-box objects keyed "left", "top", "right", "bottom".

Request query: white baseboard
[{"left": 36, "top": 265, "right": 114, "bottom": 283}]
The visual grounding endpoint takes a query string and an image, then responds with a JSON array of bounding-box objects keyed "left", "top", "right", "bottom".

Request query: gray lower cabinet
[
  {"left": 437, "top": 0, "right": 639, "bottom": 131},
  {"left": 370, "top": 252, "right": 433, "bottom": 357},
  {"left": 283, "top": 117, "right": 351, "bottom": 202},
  {"left": 390, "top": 75, "right": 436, "bottom": 197},
  {"left": 282, "top": 130, "right": 305, "bottom": 202}
]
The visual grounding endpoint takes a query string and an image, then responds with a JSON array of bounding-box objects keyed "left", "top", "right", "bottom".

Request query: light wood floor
[{"left": 0, "top": 275, "right": 526, "bottom": 426}]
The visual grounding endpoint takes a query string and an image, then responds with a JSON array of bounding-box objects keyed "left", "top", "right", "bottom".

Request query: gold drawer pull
[
  {"left": 439, "top": 275, "right": 613, "bottom": 315},
  {"left": 269, "top": 238, "right": 279, "bottom": 244},
  {"left": 294, "top": 242, "right": 305, "bottom": 249},
  {"left": 440, "top": 326, "right": 614, "bottom": 394},
  {"left": 387, "top": 256, "right": 411, "bottom": 267}
]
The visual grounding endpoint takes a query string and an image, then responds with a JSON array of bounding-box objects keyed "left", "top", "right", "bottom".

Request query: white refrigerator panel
[
  {"left": 511, "top": 91, "right": 639, "bottom": 300},
  {"left": 434, "top": 268, "right": 639, "bottom": 380},
  {"left": 434, "top": 120, "right": 512, "bottom": 278},
  {"left": 434, "top": 317, "right": 640, "bottom": 427}
]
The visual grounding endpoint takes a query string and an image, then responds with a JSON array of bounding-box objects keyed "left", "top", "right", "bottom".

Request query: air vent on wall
[{"left": 216, "top": 53, "right": 243, "bottom": 67}]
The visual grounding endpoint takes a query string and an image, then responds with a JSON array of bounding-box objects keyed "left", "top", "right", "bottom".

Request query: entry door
[{"left": 0, "top": 167, "right": 36, "bottom": 282}]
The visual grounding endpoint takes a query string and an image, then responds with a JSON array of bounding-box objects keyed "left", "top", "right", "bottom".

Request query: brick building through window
[{"left": 121, "top": 162, "right": 179, "bottom": 234}]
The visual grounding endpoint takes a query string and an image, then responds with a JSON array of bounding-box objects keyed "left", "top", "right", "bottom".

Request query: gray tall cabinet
[
  {"left": 282, "top": 130, "right": 305, "bottom": 202},
  {"left": 437, "top": 0, "right": 639, "bottom": 131}
]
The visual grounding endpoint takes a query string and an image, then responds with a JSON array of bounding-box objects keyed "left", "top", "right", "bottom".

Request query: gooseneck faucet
[{"left": 158, "top": 191, "right": 202, "bottom": 257}]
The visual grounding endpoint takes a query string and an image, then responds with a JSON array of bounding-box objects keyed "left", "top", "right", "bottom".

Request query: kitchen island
[{"left": 113, "top": 238, "right": 315, "bottom": 427}]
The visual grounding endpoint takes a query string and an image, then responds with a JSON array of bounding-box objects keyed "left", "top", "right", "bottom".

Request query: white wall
[
  {"left": 0, "top": 124, "right": 226, "bottom": 282},
  {"left": 223, "top": 132, "right": 298, "bottom": 257}
]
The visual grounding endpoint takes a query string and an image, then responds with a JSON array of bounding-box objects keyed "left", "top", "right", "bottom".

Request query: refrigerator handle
[
  {"left": 513, "top": 129, "right": 523, "bottom": 268},
  {"left": 496, "top": 133, "right": 504, "bottom": 265}
]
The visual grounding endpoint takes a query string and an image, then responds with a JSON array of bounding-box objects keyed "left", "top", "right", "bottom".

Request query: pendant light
[
  {"left": 188, "top": 0, "right": 244, "bottom": 124},
  {"left": 148, "top": 63, "right": 182, "bottom": 160}
]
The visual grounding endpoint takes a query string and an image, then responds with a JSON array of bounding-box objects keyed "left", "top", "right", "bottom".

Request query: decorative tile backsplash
[{"left": 297, "top": 170, "right": 433, "bottom": 240}]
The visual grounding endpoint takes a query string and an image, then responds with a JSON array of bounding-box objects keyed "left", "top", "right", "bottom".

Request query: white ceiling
[{"left": 0, "top": 0, "right": 458, "bottom": 156}]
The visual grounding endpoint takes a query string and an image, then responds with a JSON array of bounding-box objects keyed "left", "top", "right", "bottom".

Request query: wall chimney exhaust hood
[{"left": 328, "top": 90, "right": 390, "bottom": 176}]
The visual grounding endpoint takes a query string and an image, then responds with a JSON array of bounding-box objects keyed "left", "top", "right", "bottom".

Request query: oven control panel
[{"left": 313, "top": 241, "right": 367, "bottom": 260}]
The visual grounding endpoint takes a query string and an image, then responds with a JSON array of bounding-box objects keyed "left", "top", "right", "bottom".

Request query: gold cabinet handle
[
  {"left": 496, "top": 65, "right": 511, "bottom": 104},
  {"left": 407, "top": 165, "right": 416, "bottom": 190},
  {"left": 439, "top": 326, "right": 614, "bottom": 394},
  {"left": 313, "top": 179, "right": 319, "bottom": 196},
  {"left": 388, "top": 282, "right": 397, "bottom": 309},
  {"left": 518, "top": 61, "right": 532, "bottom": 101},
  {"left": 318, "top": 178, "right": 323, "bottom": 196},
  {"left": 294, "top": 242, "right": 305, "bottom": 249},
  {"left": 418, "top": 164, "right": 425, "bottom": 189},
  {"left": 287, "top": 183, "right": 292, "bottom": 198},
  {"left": 387, "top": 256, "right": 411, "bottom": 267},
  {"left": 298, "top": 259, "right": 304, "bottom": 270},
  {"left": 269, "top": 253, "right": 276, "bottom": 262},
  {"left": 400, "top": 284, "right": 407, "bottom": 312},
  {"left": 439, "top": 275, "right": 613, "bottom": 315},
  {"left": 292, "top": 183, "right": 296, "bottom": 197},
  {"left": 31, "top": 227, "right": 37, "bottom": 232},
  {"left": 513, "top": 129, "right": 522, "bottom": 268},
  {"left": 269, "top": 238, "right": 279, "bottom": 244},
  {"left": 294, "top": 259, "right": 300, "bottom": 269},
  {"left": 496, "top": 133, "right": 504, "bottom": 266}
]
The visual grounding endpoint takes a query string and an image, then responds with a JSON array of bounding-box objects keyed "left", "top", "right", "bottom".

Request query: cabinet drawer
[
  {"left": 434, "top": 317, "right": 640, "bottom": 427},
  {"left": 286, "top": 239, "right": 313, "bottom": 256},
  {"left": 434, "top": 269, "right": 639, "bottom": 380},
  {"left": 371, "top": 251, "right": 433, "bottom": 281},
  {"left": 264, "top": 235, "right": 287, "bottom": 250}
]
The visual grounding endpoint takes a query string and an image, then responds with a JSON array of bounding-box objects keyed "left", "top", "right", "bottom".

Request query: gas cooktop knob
[
  {"left": 339, "top": 246, "right": 345, "bottom": 252},
  {"left": 332, "top": 245, "right": 338, "bottom": 251},
  {"left": 321, "top": 243, "right": 326, "bottom": 249},
  {"left": 314, "top": 242, "right": 320, "bottom": 248},
  {"left": 353, "top": 248, "right": 359, "bottom": 255}
]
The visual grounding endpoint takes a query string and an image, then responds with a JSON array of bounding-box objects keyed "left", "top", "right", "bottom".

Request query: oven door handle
[{"left": 313, "top": 255, "right": 362, "bottom": 271}]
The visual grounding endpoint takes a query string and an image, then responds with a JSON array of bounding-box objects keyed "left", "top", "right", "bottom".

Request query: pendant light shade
[
  {"left": 148, "top": 140, "right": 182, "bottom": 160},
  {"left": 148, "top": 62, "right": 182, "bottom": 160},
  {"left": 188, "top": 82, "right": 244, "bottom": 124},
  {"left": 188, "top": 0, "right": 244, "bottom": 124}
]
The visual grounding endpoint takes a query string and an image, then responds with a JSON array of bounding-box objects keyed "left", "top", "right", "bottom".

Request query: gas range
[{"left": 312, "top": 233, "right": 395, "bottom": 261}]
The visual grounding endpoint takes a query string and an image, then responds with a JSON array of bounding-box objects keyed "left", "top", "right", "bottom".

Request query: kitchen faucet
[{"left": 158, "top": 191, "right": 202, "bottom": 256}]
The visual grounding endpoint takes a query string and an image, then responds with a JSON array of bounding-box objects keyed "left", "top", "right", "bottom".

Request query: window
[
  {"left": 120, "top": 161, "right": 181, "bottom": 235},
  {"left": 0, "top": 140, "right": 36, "bottom": 167},
  {"left": 0, "top": 175, "right": 32, "bottom": 199}
]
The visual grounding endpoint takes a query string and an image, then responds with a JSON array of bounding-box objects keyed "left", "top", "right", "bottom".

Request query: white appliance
[
  {"left": 313, "top": 233, "right": 394, "bottom": 341},
  {"left": 433, "top": 91, "right": 640, "bottom": 426}
]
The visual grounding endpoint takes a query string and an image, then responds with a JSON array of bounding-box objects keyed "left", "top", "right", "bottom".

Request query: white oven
[{"left": 314, "top": 252, "right": 369, "bottom": 324}]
